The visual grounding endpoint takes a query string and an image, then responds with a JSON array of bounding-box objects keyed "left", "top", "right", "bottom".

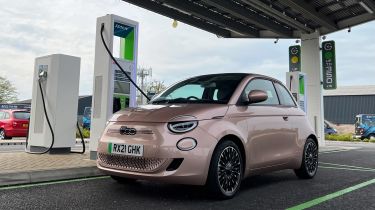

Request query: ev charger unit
[
  {"left": 90, "top": 14, "right": 138, "bottom": 159},
  {"left": 286, "top": 72, "right": 307, "bottom": 112},
  {"left": 28, "top": 54, "right": 81, "bottom": 154}
]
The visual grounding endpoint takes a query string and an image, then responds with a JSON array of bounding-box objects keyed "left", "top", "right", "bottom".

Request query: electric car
[
  {"left": 0, "top": 110, "right": 30, "bottom": 140},
  {"left": 97, "top": 73, "right": 318, "bottom": 199}
]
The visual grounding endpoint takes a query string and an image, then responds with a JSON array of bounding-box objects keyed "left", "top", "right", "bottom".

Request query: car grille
[{"left": 98, "top": 153, "right": 167, "bottom": 173}]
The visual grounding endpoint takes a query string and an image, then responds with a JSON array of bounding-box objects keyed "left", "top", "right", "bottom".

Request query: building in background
[{"left": 324, "top": 86, "right": 375, "bottom": 125}]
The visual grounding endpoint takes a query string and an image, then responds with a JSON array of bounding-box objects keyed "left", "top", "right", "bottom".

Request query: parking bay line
[
  {"left": 0, "top": 176, "right": 110, "bottom": 191},
  {"left": 319, "top": 149, "right": 350, "bottom": 154},
  {"left": 319, "top": 166, "right": 375, "bottom": 172},
  {"left": 286, "top": 178, "right": 375, "bottom": 210},
  {"left": 320, "top": 162, "right": 375, "bottom": 171}
]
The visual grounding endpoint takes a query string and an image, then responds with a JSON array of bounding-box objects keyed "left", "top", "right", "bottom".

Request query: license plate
[
  {"left": 108, "top": 143, "right": 143, "bottom": 157},
  {"left": 23, "top": 124, "right": 28, "bottom": 128}
]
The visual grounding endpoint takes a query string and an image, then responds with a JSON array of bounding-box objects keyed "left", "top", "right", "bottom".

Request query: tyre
[
  {"left": 294, "top": 138, "right": 318, "bottom": 179},
  {"left": 207, "top": 140, "right": 243, "bottom": 199},
  {"left": 368, "top": 134, "right": 375, "bottom": 140},
  {"left": 0, "top": 129, "right": 9, "bottom": 140},
  {"left": 110, "top": 175, "right": 136, "bottom": 184}
]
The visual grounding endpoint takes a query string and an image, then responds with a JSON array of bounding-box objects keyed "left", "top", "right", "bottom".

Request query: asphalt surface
[{"left": 0, "top": 142, "right": 374, "bottom": 210}]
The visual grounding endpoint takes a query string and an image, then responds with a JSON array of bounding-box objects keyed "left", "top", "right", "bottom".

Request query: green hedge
[
  {"left": 325, "top": 133, "right": 375, "bottom": 143},
  {"left": 76, "top": 127, "right": 90, "bottom": 138}
]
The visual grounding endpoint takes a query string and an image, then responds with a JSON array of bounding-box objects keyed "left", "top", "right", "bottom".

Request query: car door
[
  {"left": 0, "top": 111, "right": 4, "bottom": 128},
  {"left": 3, "top": 111, "right": 11, "bottom": 131},
  {"left": 273, "top": 82, "right": 301, "bottom": 161},
  {"left": 234, "top": 79, "right": 292, "bottom": 170}
]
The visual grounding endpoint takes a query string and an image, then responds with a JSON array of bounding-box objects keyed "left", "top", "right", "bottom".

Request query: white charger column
[
  {"left": 90, "top": 14, "right": 139, "bottom": 159},
  {"left": 28, "top": 54, "right": 81, "bottom": 153},
  {"left": 301, "top": 31, "right": 325, "bottom": 146}
]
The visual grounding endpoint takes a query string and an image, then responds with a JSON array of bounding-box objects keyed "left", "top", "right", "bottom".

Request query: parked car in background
[
  {"left": 82, "top": 107, "right": 92, "bottom": 130},
  {"left": 97, "top": 73, "right": 318, "bottom": 199},
  {"left": 324, "top": 121, "right": 337, "bottom": 135},
  {"left": 354, "top": 114, "right": 375, "bottom": 140},
  {"left": 0, "top": 110, "right": 30, "bottom": 140}
]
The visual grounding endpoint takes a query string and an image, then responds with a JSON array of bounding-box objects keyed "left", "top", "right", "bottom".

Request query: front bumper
[{"left": 97, "top": 121, "right": 218, "bottom": 185}]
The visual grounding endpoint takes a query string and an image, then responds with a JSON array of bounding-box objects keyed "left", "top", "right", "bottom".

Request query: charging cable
[
  {"left": 100, "top": 23, "right": 150, "bottom": 101},
  {"left": 71, "top": 122, "right": 85, "bottom": 154},
  {"left": 25, "top": 78, "right": 86, "bottom": 154},
  {"left": 25, "top": 78, "right": 55, "bottom": 154}
]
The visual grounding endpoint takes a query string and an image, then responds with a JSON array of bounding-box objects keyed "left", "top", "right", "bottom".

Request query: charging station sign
[
  {"left": 289, "top": 45, "right": 301, "bottom": 72},
  {"left": 322, "top": 41, "right": 336, "bottom": 89}
]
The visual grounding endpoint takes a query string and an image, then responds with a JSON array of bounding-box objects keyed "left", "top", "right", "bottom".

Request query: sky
[{"left": 0, "top": 0, "right": 375, "bottom": 100}]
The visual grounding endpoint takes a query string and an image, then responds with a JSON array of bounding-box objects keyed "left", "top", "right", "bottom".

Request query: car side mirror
[{"left": 247, "top": 90, "right": 268, "bottom": 104}]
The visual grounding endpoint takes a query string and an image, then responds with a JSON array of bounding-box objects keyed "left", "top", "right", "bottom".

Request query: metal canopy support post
[{"left": 301, "top": 31, "right": 325, "bottom": 146}]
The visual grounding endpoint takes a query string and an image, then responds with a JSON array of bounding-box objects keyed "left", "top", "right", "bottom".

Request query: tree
[
  {"left": 0, "top": 76, "right": 18, "bottom": 103},
  {"left": 148, "top": 80, "right": 167, "bottom": 94}
]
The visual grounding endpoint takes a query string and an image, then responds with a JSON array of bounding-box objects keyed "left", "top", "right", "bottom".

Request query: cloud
[{"left": 0, "top": 0, "right": 375, "bottom": 100}]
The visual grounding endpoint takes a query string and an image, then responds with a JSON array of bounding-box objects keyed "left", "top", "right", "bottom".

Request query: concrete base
[{"left": 30, "top": 146, "right": 71, "bottom": 154}]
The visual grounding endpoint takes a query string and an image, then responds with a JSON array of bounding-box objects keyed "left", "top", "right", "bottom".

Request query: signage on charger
[{"left": 114, "top": 22, "right": 134, "bottom": 38}]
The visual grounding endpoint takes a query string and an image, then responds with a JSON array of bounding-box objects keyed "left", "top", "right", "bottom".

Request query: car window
[
  {"left": 274, "top": 83, "right": 296, "bottom": 106},
  {"left": 242, "top": 79, "right": 279, "bottom": 105},
  {"left": 152, "top": 74, "right": 246, "bottom": 104},
  {"left": 0, "top": 112, "right": 4, "bottom": 119},
  {"left": 13, "top": 111, "right": 30, "bottom": 119},
  {"left": 168, "top": 84, "right": 204, "bottom": 99},
  {"left": 4, "top": 112, "right": 10, "bottom": 119}
]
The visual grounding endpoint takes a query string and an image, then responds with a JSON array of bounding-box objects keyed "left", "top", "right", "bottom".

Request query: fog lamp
[{"left": 176, "top": 138, "right": 197, "bottom": 151}]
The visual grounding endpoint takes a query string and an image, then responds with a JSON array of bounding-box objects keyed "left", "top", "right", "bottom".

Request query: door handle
[{"left": 283, "top": 116, "right": 289, "bottom": 121}]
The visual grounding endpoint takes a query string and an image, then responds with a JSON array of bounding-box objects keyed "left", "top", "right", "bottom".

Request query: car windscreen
[
  {"left": 13, "top": 111, "right": 30, "bottom": 119},
  {"left": 151, "top": 74, "right": 246, "bottom": 104}
]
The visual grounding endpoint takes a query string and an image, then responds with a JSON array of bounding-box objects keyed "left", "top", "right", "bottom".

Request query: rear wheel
[
  {"left": 0, "top": 129, "right": 10, "bottom": 140},
  {"left": 294, "top": 138, "right": 318, "bottom": 179},
  {"left": 110, "top": 175, "right": 136, "bottom": 184},
  {"left": 207, "top": 140, "right": 243, "bottom": 199},
  {"left": 368, "top": 134, "right": 375, "bottom": 140}
]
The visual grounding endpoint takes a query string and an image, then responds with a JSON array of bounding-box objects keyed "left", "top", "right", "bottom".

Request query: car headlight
[{"left": 168, "top": 121, "right": 198, "bottom": 133}]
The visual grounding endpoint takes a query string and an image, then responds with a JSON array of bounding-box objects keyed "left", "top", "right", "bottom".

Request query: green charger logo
[{"left": 114, "top": 22, "right": 135, "bottom": 61}]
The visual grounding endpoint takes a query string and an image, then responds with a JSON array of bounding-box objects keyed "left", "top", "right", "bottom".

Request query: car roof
[{"left": 187, "top": 73, "right": 283, "bottom": 84}]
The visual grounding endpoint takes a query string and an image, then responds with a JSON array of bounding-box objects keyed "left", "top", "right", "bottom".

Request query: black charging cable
[
  {"left": 71, "top": 121, "right": 85, "bottom": 154},
  {"left": 26, "top": 78, "right": 86, "bottom": 154},
  {"left": 25, "top": 79, "right": 55, "bottom": 154},
  {"left": 100, "top": 23, "right": 150, "bottom": 102}
]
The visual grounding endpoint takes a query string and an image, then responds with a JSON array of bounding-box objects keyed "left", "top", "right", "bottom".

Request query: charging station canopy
[{"left": 123, "top": 0, "right": 375, "bottom": 38}]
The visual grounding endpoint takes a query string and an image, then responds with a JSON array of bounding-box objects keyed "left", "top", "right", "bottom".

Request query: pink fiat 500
[{"left": 97, "top": 73, "right": 318, "bottom": 199}]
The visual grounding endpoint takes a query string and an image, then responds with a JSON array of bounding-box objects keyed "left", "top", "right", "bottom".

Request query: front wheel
[
  {"left": 294, "top": 138, "right": 318, "bottom": 179},
  {"left": 207, "top": 140, "right": 243, "bottom": 199},
  {"left": 368, "top": 134, "right": 375, "bottom": 140}
]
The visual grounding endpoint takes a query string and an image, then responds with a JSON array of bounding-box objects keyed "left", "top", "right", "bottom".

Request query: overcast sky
[{"left": 1, "top": 0, "right": 375, "bottom": 100}]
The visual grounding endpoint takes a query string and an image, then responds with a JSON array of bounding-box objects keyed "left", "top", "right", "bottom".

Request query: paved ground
[
  {"left": 0, "top": 147, "right": 100, "bottom": 186},
  {"left": 0, "top": 141, "right": 374, "bottom": 210}
]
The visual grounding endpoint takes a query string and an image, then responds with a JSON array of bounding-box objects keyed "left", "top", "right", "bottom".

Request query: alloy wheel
[
  {"left": 304, "top": 141, "right": 318, "bottom": 175},
  {"left": 217, "top": 146, "right": 241, "bottom": 196}
]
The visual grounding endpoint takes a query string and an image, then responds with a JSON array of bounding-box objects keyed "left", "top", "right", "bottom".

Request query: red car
[{"left": 0, "top": 110, "right": 30, "bottom": 140}]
